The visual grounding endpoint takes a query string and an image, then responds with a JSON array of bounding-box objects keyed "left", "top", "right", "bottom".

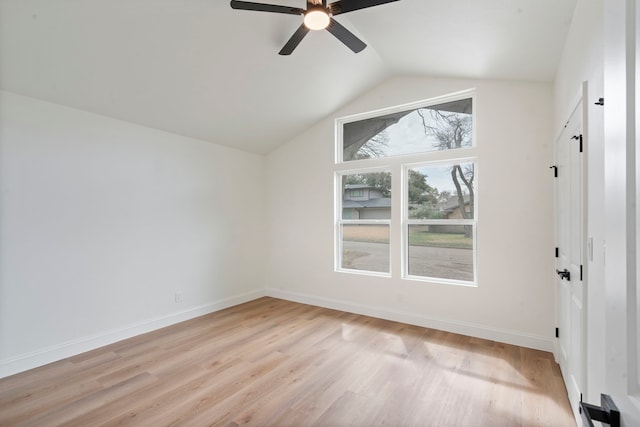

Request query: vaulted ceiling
[{"left": 0, "top": 0, "right": 577, "bottom": 154}]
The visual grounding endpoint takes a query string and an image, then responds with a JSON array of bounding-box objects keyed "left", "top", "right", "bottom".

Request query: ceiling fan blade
[
  {"left": 326, "top": 18, "right": 366, "bottom": 53},
  {"left": 230, "top": 0, "right": 304, "bottom": 15},
  {"left": 328, "top": 0, "right": 399, "bottom": 16},
  {"left": 279, "top": 24, "right": 310, "bottom": 55}
]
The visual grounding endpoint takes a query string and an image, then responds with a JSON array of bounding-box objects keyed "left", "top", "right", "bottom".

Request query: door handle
[{"left": 556, "top": 269, "right": 571, "bottom": 281}]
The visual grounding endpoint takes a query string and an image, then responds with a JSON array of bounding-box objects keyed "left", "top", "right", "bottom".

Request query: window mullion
[{"left": 335, "top": 91, "right": 477, "bottom": 285}]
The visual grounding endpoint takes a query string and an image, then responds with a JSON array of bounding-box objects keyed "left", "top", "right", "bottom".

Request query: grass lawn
[
  {"left": 343, "top": 224, "right": 472, "bottom": 249},
  {"left": 408, "top": 230, "right": 472, "bottom": 249}
]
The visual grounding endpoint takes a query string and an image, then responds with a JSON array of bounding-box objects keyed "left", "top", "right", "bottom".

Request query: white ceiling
[{"left": 0, "top": 0, "right": 577, "bottom": 154}]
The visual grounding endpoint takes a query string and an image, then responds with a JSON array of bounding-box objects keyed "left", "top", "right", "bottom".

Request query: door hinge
[
  {"left": 555, "top": 247, "right": 559, "bottom": 258},
  {"left": 580, "top": 394, "right": 620, "bottom": 427},
  {"left": 595, "top": 97, "right": 604, "bottom": 106},
  {"left": 580, "top": 265, "right": 583, "bottom": 281},
  {"left": 571, "top": 134, "right": 583, "bottom": 152},
  {"left": 555, "top": 327, "right": 559, "bottom": 338},
  {"left": 549, "top": 165, "right": 558, "bottom": 177}
]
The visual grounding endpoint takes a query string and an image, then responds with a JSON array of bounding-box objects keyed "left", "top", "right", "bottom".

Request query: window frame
[
  {"left": 335, "top": 167, "right": 393, "bottom": 277},
  {"left": 335, "top": 90, "right": 475, "bottom": 164},
  {"left": 334, "top": 89, "right": 477, "bottom": 286},
  {"left": 402, "top": 159, "right": 478, "bottom": 286}
]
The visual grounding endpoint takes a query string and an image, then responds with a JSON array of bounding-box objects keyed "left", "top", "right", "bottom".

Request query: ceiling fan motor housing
[{"left": 304, "top": 7, "right": 331, "bottom": 30}]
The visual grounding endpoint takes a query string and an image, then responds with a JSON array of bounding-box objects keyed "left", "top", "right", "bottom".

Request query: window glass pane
[
  {"left": 408, "top": 162, "right": 475, "bottom": 220},
  {"left": 341, "top": 224, "right": 389, "bottom": 273},
  {"left": 342, "top": 98, "right": 472, "bottom": 161},
  {"left": 341, "top": 172, "right": 391, "bottom": 220},
  {"left": 407, "top": 224, "right": 474, "bottom": 281}
]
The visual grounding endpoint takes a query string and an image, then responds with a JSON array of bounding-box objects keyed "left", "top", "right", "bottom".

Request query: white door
[
  {"left": 598, "top": 1, "right": 640, "bottom": 425},
  {"left": 555, "top": 100, "right": 585, "bottom": 422}
]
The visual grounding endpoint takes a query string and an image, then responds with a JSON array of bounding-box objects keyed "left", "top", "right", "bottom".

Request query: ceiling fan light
[{"left": 304, "top": 9, "right": 330, "bottom": 30}]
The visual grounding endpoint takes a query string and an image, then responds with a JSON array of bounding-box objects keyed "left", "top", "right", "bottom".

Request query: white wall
[
  {"left": 0, "top": 91, "right": 266, "bottom": 377},
  {"left": 555, "top": 0, "right": 604, "bottom": 128},
  {"left": 265, "top": 76, "right": 556, "bottom": 351},
  {"left": 553, "top": 0, "right": 605, "bottom": 403}
]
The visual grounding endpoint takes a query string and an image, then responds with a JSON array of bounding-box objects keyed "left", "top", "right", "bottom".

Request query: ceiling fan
[{"left": 230, "top": 0, "right": 399, "bottom": 55}]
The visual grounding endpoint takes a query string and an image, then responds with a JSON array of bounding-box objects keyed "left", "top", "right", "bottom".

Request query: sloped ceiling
[{"left": 0, "top": 0, "right": 576, "bottom": 154}]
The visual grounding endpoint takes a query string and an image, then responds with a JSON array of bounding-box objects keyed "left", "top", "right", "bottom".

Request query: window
[
  {"left": 335, "top": 91, "right": 476, "bottom": 285},
  {"left": 339, "top": 97, "right": 472, "bottom": 162},
  {"left": 349, "top": 189, "right": 365, "bottom": 198},
  {"left": 337, "top": 171, "right": 391, "bottom": 275},
  {"left": 405, "top": 161, "right": 476, "bottom": 283}
]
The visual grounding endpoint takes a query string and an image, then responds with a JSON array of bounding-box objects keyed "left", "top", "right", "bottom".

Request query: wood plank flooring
[{"left": 0, "top": 297, "right": 576, "bottom": 426}]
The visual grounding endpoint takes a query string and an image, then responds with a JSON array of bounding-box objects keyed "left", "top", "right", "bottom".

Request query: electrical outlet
[{"left": 175, "top": 291, "right": 183, "bottom": 303}]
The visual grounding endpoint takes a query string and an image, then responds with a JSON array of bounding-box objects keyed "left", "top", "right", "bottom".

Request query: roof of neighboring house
[
  {"left": 442, "top": 195, "right": 471, "bottom": 211},
  {"left": 345, "top": 184, "right": 372, "bottom": 190},
  {"left": 343, "top": 198, "right": 391, "bottom": 209}
]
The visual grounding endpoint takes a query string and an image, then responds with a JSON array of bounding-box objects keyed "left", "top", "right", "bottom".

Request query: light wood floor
[{"left": 0, "top": 297, "right": 575, "bottom": 426}]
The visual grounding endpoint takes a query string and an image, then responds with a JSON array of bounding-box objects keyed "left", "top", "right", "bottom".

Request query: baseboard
[
  {"left": 265, "top": 288, "right": 554, "bottom": 353},
  {"left": 552, "top": 336, "right": 561, "bottom": 364},
  {"left": 2, "top": 287, "right": 554, "bottom": 379},
  {"left": 0, "top": 289, "right": 265, "bottom": 379}
]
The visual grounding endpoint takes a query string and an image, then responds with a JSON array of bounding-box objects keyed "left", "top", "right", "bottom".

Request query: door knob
[{"left": 556, "top": 269, "right": 571, "bottom": 281}]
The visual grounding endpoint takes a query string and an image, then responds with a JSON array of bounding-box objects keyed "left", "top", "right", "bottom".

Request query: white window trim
[
  {"left": 401, "top": 158, "right": 478, "bottom": 286},
  {"left": 335, "top": 167, "right": 393, "bottom": 277},
  {"left": 334, "top": 90, "right": 478, "bottom": 285},
  {"left": 335, "top": 88, "right": 476, "bottom": 164}
]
